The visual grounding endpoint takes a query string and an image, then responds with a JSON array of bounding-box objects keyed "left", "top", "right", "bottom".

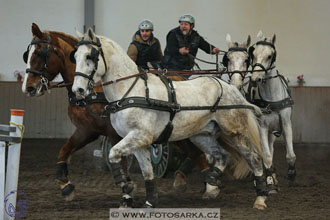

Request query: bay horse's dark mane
[{"left": 47, "top": 31, "right": 78, "bottom": 48}]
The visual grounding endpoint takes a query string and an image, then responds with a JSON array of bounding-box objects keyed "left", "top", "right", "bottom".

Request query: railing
[{"left": 0, "top": 109, "right": 25, "bottom": 220}]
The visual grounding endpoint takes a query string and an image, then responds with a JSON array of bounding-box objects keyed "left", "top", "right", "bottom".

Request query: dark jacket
[
  {"left": 163, "top": 27, "right": 215, "bottom": 70},
  {"left": 127, "top": 31, "right": 163, "bottom": 69}
]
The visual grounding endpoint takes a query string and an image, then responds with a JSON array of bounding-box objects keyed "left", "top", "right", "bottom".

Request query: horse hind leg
[
  {"left": 189, "top": 123, "right": 231, "bottom": 199},
  {"left": 56, "top": 129, "right": 99, "bottom": 201},
  {"left": 234, "top": 135, "right": 269, "bottom": 210}
]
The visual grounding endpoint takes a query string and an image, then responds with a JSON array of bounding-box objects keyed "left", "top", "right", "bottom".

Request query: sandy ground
[{"left": 10, "top": 139, "right": 330, "bottom": 219}]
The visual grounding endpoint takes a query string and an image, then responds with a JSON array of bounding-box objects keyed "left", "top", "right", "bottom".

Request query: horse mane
[{"left": 47, "top": 31, "right": 78, "bottom": 48}]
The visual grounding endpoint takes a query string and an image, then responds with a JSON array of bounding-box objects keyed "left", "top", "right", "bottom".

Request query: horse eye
[
  {"left": 86, "top": 55, "right": 92, "bottom": 60},
  {"left": 268, "top": 55, "right": 272, "bottom": 60}
]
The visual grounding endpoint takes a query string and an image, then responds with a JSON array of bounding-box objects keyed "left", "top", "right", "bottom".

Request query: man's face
[
  {"left": 139, "top": 29, "right": 152, "bottom": 41},
  {"left": 179, "top": 21, "right": 192, "bottom": 35}
]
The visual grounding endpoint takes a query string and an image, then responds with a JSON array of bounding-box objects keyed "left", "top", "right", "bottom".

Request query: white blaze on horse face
[
  {"left": 22, "top": 45, "right": 36, "bottom": 93},
  {"left": 72, "top": 45, "right": 94, "bottom": 98},
  {"left": 251, "top": 45, "right": 273, "bottom": 82}
]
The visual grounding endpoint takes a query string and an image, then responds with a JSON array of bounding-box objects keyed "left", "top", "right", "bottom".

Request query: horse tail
[
  {"left": 246, "top": 110, "right": 263, "bottom": 158},
  {"left": 220, "top": 110, "right": 263, "bottom": 179},
  {"left": 219, "top": 135, "right": 251, "bottom": 179}
]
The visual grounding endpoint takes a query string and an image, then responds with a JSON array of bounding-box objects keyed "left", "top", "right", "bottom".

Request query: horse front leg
[
  {"left": 282, "top": 118, "right": 296, "bottom": 182},
  {"left": 259, "top": 122, "right": 278, "bottom": 193},
  {"left": 56, "top": 129, "right": 99, "bottom": 201},
  {"left": 109, "top": 131, "right": 157, "bottom": 207},
  {"left": 266, "top": 133, "right": 279, "bottom": 194},
  {"left": 133, "top": 148, "right": 158, "bottom": 208},
  {"left": 104, "top": 130, "right": 136, "bottom": 208}
]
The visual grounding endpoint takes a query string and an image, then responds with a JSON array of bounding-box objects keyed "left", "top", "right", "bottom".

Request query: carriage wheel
[
  {"left": 101, "top": 136, "right": 134, "bottom": 172},
  {"left": 150, "top": 143, "right": 173, "bottom": 178}
]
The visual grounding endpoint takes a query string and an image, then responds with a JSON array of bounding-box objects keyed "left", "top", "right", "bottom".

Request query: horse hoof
[
  {"left": 119, "top": 196, "right": 133, "bottom": 209},
  {"left": 142, "top": 200, "right": 155, "bottom": 208},
  {"left": 253, "top": 203, "right": 267, "bottom": 210},
  {"left": 202, "top": 187, "right": 220, "bottom": 199},
  {"left": 268, "top": 189, "right": 278, "bottom": 195},
  {"left": 173, "top": 174, "right": 187, "bottom": 193},
  {"left": 64, "top": 191, "right": 75, "bottom": 202},
  {"left": 253, "top": 196, "right": 267, "bottom": 210},
  {"left": 61, "top": 183, "right": 75, "bottom": 201}
]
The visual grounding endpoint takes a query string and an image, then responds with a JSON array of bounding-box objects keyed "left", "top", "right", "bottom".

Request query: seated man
[
  {"left": 127, "top": 19, "right": 163, "bottom": 70},
  {"left": 162, "top": 14, "right": 220, "bottom": 71}
]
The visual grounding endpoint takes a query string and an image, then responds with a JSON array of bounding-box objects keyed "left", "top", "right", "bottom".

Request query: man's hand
[
  {"left": 179, "top": 47, "right": 190, "bottom": 55},
  {"left": 212, "top": 47, "right": 220, "bottom": 54}
]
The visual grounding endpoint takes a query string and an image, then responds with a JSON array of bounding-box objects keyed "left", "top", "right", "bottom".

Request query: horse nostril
[{"left": 78, "top": 88, "right": 85, "bottom": 94}]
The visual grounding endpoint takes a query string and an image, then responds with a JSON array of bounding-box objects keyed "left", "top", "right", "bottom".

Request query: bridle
[
  {"left": 249, "top": 41, "right": 277, "bottom": 87},
  {"left": 222, "top": 47, "right": 250, "bottom": 81},
  {"left": 23, "top": 33, "right": 64, "bottom": 91},
  {"left": 70, "top": 37, "right": 108, "bottom": 92}
]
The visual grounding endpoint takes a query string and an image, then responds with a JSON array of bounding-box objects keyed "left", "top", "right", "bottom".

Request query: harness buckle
[{"left": 116, "top": 101, "right": 122, "bottom": 108}]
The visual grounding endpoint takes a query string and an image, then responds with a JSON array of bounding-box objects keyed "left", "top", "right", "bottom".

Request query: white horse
[
  {"left": 222, "top": 34, "right": 251, "bottom": 89},
  {"left": 248, "top": 31, "right": 296, "bottom": 188},
  {"left": 71, "top": 28, "right": 269, "bottom": 209}
]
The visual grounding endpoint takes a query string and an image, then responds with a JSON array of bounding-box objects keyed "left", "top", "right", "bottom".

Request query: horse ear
[
  {"left": 246, "top": 35, "right": 251, "bottom": 48},
  {"left": 32, "top": 23, "right": 43, "bottom": 39},
  {"left": 257, "top": 30, "right": 264, "bottom": 40},
  {"left": 272, "top": 34, "right": 276, "bottom": 44},
  {"left": 75, "top": 28, "right": 84, "bottom": 39},
  {"left": 87, "top": 27, "right": 95, "bottom": 40},
  {"left": 226, "top": 33, "right": 232, "bottom": 45}
]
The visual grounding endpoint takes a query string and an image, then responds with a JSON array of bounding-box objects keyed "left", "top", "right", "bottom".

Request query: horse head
[
  {"left": 249, "top": 30, "right": 277, "bottom": 86},
  {"left": 22, "top": 23, "right": 77, "bottom": 96},
  {"left": 72, "top": 28, "right": 108, "bottom": 99},
  {"left": 223, "top": 34, "right": 251, "bottom": 88}
]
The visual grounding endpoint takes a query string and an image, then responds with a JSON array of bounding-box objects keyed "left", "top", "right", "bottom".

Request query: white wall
[
  {"left": 95, "top": 0, "right": 330, "bottom": 86},
  {"left": 0, "top": 0, "right": 84, "bottom": 81},
  {"left": 0, "top": 0, "right": 329, "bottom": 85}
]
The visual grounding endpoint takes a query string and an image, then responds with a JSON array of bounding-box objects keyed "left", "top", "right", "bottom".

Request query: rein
[{"left": 47, "top": 68, "right": 269, "bottom": 90}]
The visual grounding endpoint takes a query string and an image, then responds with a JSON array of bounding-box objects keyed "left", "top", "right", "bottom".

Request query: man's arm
[
  {"left": 127, "top": 44, "right": 138, "bottom": 62},
  {"left": 199, "top": 36, "right": 219, "bottom": 54}
]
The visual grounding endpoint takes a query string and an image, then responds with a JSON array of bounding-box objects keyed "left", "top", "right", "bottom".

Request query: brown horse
[{"left": 22, "top": 23, "right": 138, "bottom": 206}]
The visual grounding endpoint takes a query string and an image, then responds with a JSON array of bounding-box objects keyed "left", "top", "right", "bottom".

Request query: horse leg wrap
[
  {"left": 120, "top": 194, "right": 133, "bottom": 208},
  {"left": 287, "top": 164, "right": 296, "bottom": 181},
  {"left": 204, "top": 166, "right": 223, "bottom": 187},
  {"left": 61, "top": 182, "right": 75, "bottom": 196},
  {"left": 265, "top": 166, "right": 278, "bottom": 191},
  {"left": 254, "top": 175, "right": 269, "bottom": 196},
  {"left": 109, "top": 162, "right": 127, "bottom": 185},
  {"left": 175, "top": 157, "right": 194, "bottom": 177},
  {"left": 56, "top": 162, "right": 69, "bottom": 183},
  {"left": 143, "top": 180, "right": 158, "bottom": 208}
]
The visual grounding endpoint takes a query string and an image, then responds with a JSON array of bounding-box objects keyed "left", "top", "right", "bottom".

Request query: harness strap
[{"left": 106, "top": 97, "right": 255, "bottom": 113}]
